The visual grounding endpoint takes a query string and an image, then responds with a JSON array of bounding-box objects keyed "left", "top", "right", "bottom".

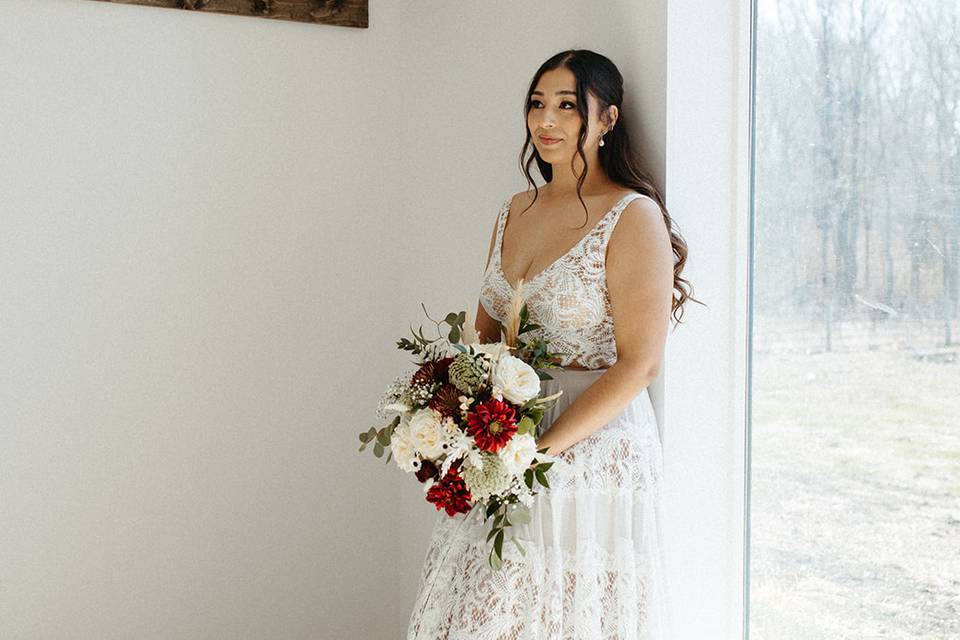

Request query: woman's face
[{"left": 527, "top": 67, "right": 614, "bottom": 163}]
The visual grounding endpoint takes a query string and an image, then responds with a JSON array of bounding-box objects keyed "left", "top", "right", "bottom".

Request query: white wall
[
  {"left": 663, "top": 1, "right": 753, "bottom": 637},
  {"left": 0, "top": 1, "right": 749, "bottom": 638}
]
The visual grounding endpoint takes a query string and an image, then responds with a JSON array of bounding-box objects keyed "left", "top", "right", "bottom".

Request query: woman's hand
[{"left": 534, "top": 436, "right": 563, "bottom": 458}]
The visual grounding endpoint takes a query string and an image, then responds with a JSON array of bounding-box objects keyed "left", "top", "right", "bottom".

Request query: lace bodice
[{"left": 479, "top": 191, "right": 654, "bottom": 369}]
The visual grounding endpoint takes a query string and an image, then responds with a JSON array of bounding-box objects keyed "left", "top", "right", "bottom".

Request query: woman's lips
[{"left": 539, "top": 136, "right": 562, "bottom": 145}]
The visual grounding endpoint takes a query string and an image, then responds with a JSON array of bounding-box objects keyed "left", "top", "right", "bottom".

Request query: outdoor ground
[{"left": 748, "top": 319, "right": 960, "bottom": 639}]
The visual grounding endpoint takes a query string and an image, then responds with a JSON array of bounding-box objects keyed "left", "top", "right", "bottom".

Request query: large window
[{"left": 749, "top": 1, "right": 960, "bottom": 637}]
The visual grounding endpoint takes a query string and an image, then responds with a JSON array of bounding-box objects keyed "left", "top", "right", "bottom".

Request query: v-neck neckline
[{"left": 496, "top": 192, "right": 638, "bottom": 293}]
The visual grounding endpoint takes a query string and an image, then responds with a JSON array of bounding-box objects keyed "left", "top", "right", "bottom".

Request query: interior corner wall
[{"left": 0, "top": 1, "right": 746, "bottom": 638}]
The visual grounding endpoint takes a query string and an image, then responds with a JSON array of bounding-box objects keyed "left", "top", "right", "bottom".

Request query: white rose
[
  {"left": 498, "top": 432, "right": 538, "bottom": 476},
  {"left": 408, "top": 408, "right": 448, "bottom": 460},
  {"left": 491, "top": 355, "right": 542, "bottom": 405},
  {"left": 389, "top": 421, "right": 419, "bottom": 473}
]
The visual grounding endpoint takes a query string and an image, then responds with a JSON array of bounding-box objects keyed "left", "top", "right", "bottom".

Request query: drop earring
[{"left": 599, "top": 130, "right": 606, "bottom": 147}]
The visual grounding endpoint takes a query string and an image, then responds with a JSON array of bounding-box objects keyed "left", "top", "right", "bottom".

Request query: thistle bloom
[{"left": 461, "top": 451, "right": 512, "bottom": 503}]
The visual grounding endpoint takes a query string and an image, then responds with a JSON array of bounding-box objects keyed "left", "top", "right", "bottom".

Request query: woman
[{"left": 406, "top": 49, "right": 699, "bottom": 640}]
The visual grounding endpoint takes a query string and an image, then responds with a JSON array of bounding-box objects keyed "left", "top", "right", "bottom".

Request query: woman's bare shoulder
[
  {"left": 508, "top": 188, "right": 544, "bottom": 211},
  {"left": 509, "top": 186, "right": 637, "bottom": 209}
]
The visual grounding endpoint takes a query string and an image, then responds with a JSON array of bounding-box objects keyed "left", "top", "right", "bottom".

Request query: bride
[{"left": 406, "top": 48, "right": 700, "bottom": 640}]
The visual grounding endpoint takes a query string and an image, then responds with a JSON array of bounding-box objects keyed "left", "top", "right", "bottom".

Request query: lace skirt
[{"left": 405, "top": 368, "right": 677, "bottom": 640}]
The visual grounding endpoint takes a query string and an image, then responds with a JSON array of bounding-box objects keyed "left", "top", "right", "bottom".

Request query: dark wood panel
[{"left": 88, "top": 0, "right": 368, "bottom": 28}]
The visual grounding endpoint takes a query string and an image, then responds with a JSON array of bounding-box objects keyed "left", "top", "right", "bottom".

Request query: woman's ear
[{"left": 606, "top": 105, "right": 618, "bottom": 131}]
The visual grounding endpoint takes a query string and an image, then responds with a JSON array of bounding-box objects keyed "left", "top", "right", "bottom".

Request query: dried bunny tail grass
[
  {"left": 503, "top": 277, "right": 526, "bottom": 349},
  {"left": 462, "top": 304, "right": 479, "bottom": 345}
]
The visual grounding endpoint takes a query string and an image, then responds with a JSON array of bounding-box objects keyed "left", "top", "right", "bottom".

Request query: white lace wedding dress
[{"left": 405, "top": 192, "right": 676, "bottom": 639}]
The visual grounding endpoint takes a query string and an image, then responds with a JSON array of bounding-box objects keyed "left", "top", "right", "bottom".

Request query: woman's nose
[{"left": 537, "top": 111, "right": 558, "bottom": 127}]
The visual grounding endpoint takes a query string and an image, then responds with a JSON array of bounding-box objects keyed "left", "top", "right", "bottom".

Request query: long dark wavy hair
[{"left": 517, "top": 49, "right": 703, "bottom": 325}]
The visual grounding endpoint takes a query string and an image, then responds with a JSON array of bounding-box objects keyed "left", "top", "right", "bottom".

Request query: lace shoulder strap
[
  {"left": 496, "top": 197, "right": 511, "bottom": 240},
  {"left": 598, "top": 192, "right": 657, "bottom": 247},
  {"left": 492, "top": 197, "right": 512, "bottom": 257}
]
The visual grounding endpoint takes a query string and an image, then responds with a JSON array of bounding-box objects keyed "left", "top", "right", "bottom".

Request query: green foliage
[
  {"left": 515, "top": 415, "right": 536, "bottom": 436},
  {"left": 534, "top": 467, "right": 549, "bottom": 488},
  {"left": 482, "top": 496, "right": 538, "bottom": 570},
  {"left": 518, "top": 403, "right": 546, "bottom": 426},
  {"left": 395, "top": 322, "right": 435, "bottom": 356},
  {"left": 396, "top": 304, "right": 470, "bottom": 359},
  {"left": 357, "top": 415, "right": 400, "bottom": 465},
  {"left": 445, "top": 311, "right": 466, "bottom": 344},
  {"left": 509, "top": 303, "right": 565, "bottom": 380}
]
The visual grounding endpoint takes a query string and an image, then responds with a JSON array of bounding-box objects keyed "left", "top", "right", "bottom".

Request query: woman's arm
[
  {"left": 535, "top": 196, "right": 675, "bottom": 456},
  {"left": 475, "top": 196, "right": 511, "bottom": 344},
  {"left": 475, "top": 301, "right": 501, "bottom": 344}
]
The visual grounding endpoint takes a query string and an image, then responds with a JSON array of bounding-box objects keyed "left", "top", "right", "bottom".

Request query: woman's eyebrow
[{"left": 531, "top": 90, "right": 577, "bottom": 96}]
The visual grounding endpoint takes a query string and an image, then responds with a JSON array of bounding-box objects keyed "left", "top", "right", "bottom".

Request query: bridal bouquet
[{"left": 358, "top": 281, "right": 565, "bottom": 570}]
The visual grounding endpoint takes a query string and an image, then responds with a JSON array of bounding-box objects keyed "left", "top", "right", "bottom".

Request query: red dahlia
[
  {"left": 425, "top": 463, "right": 472, "bottom": 516},
  {"left": 465, "top": 398, "right": 518, "bottom": 452}
]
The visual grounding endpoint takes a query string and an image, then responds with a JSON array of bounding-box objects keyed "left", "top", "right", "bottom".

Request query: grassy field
[{"left": 748, "top": 320, "right": 960, "bottom": 639}]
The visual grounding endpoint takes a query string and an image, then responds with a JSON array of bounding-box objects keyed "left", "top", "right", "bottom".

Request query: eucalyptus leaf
[
  {"left": 516, "top": 416, "right": 535, "bottom": 436},
  {"left": 373, "top": 442, "right": 384, "bottom": 458},
  {"left": 535, "top": 468, "right": 550, "bottom": 488},
  {"left": 489, "top": 548, "right": 503, "bottom": 571}
]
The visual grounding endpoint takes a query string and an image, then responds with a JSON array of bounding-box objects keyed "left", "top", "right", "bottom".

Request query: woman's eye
[{"left": 529, "top": 100, "right": 576, "bottom": 109}]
